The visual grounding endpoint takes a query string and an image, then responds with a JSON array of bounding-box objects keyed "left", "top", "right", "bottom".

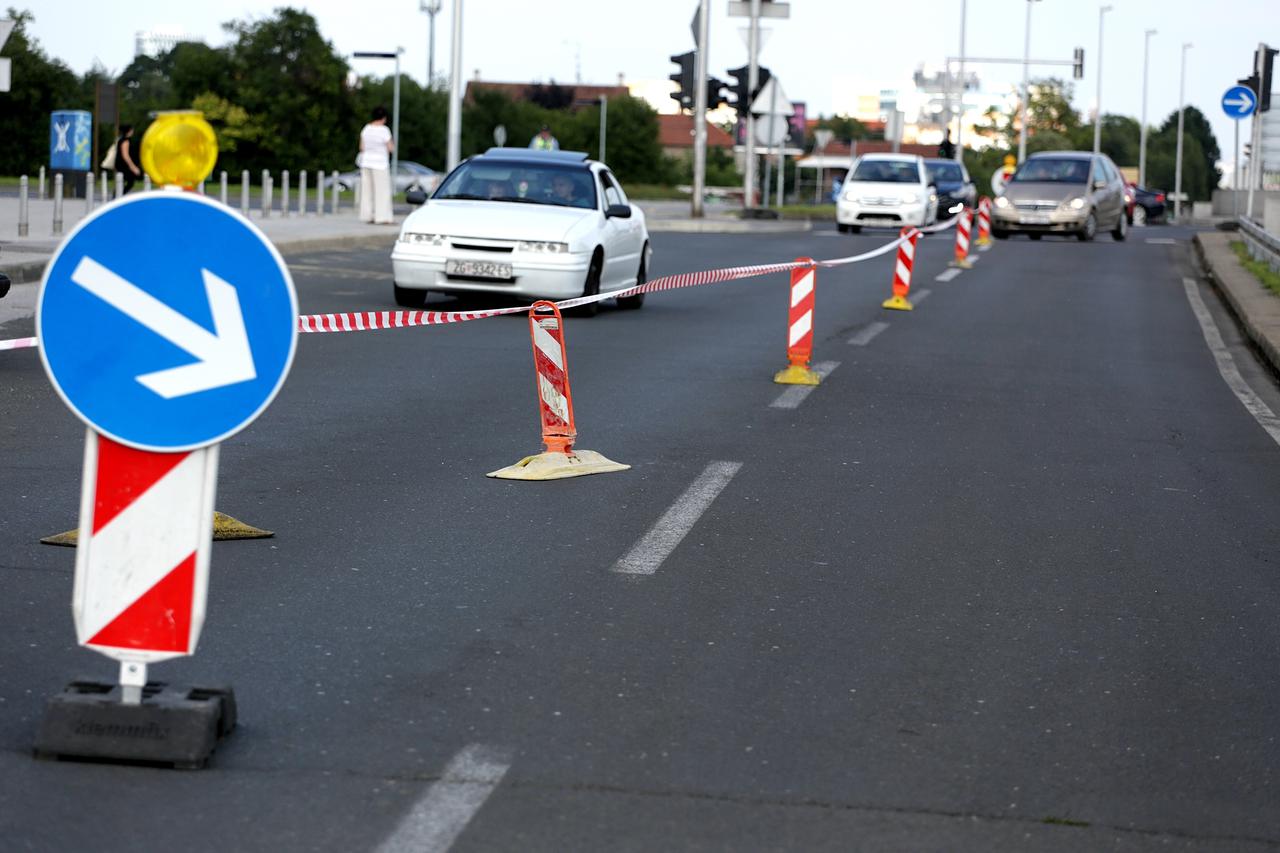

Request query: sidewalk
[
  {"left": 0, "top": 195, "right": 811, "bottom": 286},
  {"left": 1195, "top": 230, "right": 1280, "bottom": 376}
]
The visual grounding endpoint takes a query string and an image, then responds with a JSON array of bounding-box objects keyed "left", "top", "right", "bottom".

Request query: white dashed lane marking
[
  {"left": 848, "top": 321, "right": 889, "bottom": 346},
  {"left": 769, "top": 361, "right": 840, "bottom": 410},
  {"left": 613, "top": 461, "right": 744, "bottom": 576},
  {"left": 376, "top": 744, "right": 512, "bottom": 853}
]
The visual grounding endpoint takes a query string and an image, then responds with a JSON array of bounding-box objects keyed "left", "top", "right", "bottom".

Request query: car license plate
[
  {"left": 446, "top": 259, "right": 512, "bottom": 279},
  {"left": 1020, "top": 214, "right": 1050, "bottom": 225}
]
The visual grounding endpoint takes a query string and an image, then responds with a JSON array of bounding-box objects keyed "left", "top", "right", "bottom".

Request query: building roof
[
  {"left": 657, "top": 114, "right": 735, "bottom": 149},
  {"left": 465, "top": 80, "right": 629, "bottom": 110},
  {"left": 816, "top": 141, "right": 937, "bottom": 159}
]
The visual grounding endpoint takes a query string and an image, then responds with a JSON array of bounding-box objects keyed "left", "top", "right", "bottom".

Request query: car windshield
[
  {"left": 1012, "top": 158, "right": 1090, "bottom": 184},
  {"left": 926, "top": 162, "right": 964, "bottom": 183},
  {"left": 849, "top": 160, "right": 919, "bottom": 183},
  {"left": 435, "top": 161, "right": 597, "bottom": 209}
]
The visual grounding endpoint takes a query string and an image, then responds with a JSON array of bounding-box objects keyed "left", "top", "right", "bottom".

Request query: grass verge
[{"left": 1230, "top": 241, "right": 1280, "bottom": 296}]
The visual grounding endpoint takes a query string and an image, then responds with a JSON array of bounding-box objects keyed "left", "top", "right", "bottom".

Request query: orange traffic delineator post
[
  {"left": 950, "top": 207, "right": 974, "bottom": 269},
  {"left": 975, "top": 197, "right": 993, "bottom": 247},
  {"left": 882, "top": 227, "right": 919, "bottom": 311},
  {"left": 488, "top": 301, "right": 629, "bottom": 481},
  {"left": 774, "top": 258, "right": 822, "bottom": 385}
]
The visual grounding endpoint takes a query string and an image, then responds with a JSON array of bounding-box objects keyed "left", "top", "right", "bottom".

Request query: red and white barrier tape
[{"left": 2, "top": 215, "right": 961, "bottom": 349}]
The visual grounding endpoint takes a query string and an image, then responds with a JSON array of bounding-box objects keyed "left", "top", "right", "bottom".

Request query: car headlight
[
  {"left": 400, "top": 232, "right": 446, "bottom": 246},
  {"left": 516, "top": 240, "right": 569, "bottom": 254},
  {"left": 1068, "top": 197, "right": 1086, "bottom": 210},
  {"left": 901, "top": 192, "right": 919, "bottom": 204},
  {"left": 994, "top": 196, "right": 1010, "bottom": 208}
]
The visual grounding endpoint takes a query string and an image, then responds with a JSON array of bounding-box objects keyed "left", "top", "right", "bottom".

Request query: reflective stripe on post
[
  {"left": 951, "top": 208, "right": 974, "bottom": 268},
  {"left": 976, "top": 197, "right": 993, "bottom": 246},
  {"left": 883, "top": 228, "right": 917, "bottom": 311},
  {"left": 774, "top": 258, "right": 822, "bottom": 385},
  {"left": 528, "top": 301, "right": 576, "bottom": 455}
]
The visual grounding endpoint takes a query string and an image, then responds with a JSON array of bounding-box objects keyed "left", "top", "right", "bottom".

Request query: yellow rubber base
[
  {"left": 975, "top": 236, "right": 992, "bottom": 247},
  {"left": 40, "top": 511, "right": 273, "bottom": 546},
  {"left": 773, "top": 364, "right": 822, "bottom": 385},
  {"left": 881, "top": 294, "right": 914, "bottom": 311},
  {"left": 950, "top": 258, "right": 974, "bottom": 269},
  {"left": 487, "top": 449, "right": 630, "bottom": 481}
]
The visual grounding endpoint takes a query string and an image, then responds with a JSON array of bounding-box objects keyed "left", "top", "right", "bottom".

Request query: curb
[
  {"left": 1194, "top": 231, "right": 1280, "bottom": 377},
  {"left": 647, "top": 218, "right": 814, "bottom": 235}
]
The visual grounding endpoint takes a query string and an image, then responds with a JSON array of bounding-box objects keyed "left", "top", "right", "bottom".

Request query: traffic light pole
[
  {"left": 743, "top": 0, "right": 761, "bottom": 210},
  {"left": 692, "top": 0, "right": 710, "bottom": 218}
]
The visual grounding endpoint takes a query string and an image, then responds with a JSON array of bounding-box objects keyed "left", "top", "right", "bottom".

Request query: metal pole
[
  {"left": 599, "top": 95, "right": 608, "bottom": 163},
  {"left": 332, "top": 171, "right": 340, "bottom": 213},
  {"left": 1018, "top": 0, "right": 1036, "bottom": 164},
  {"left": 1092, "top": 6, "right": 1112, "bottom": 155},
  {"left": 776, "top": 131, "right": 784, "bottom": 207},
  {"left": 956, "top": 0, "right": 967, "bottom": 159},
  {"left": 262, "top": 170, "right": 270, "bottom": 217},
  {"left": 241, "top": 170, "right": 250, "bottom": 214},
  {"left": 392, "top": 52, "right": 401, "bottom": 194},
  {"left": 114, "top": 172, "right": 123, "bottom": 199},
  {"left": 692, "top": 0, "right": 710, "bottom": 218},
  {"left": 39, "top": 166, "right": 46, "bottom": 200},
  {"left": 1174, "top": 43, "right": 1189, "bottom": 222},
  {"left": 18, "top": 175, "right": 29, "bottom": 237},
  {"left": 429, "top": 10, "right": 437, "bottom": 85},
  {"left": 52, "top": 174, "right": 64, "bottom": 235},
  {"left": 446, "top": 0, "right": 464, "bottom": 171},
  {"left": 299, "top": 170, "right": 307, "bottom": 215},
  {"left": 763, "top": 82, "right": 777, "bottom": 210},
  {"left": 85, "top": 173, "right": 94, "bottom": 215},
  {"left": 281, "top": 170, "right": 289, "bottom": 215},
  {"left": 143, "top": 174, "right": 151, "bottom": 192},
  {"left": 1234, "top": 120, "right": 1240, "bottom": 219},
  {"left": 743, "top": 0, "right": 760, "bottom": 209},
  {"left": 197, "top": 180, "right": 205, "bottom": 195},
  {"left": 220, "top": 171, "right": 229, "bottom": 205},
  {"left": 316, "top": 172, "right": 325, "bottom": 215},
  {"left": 1139, "top": 29, "right": 1155, "bottom": 187},
  {"left": 1248, "top": 42, "right": 1264, "bottom": 220},
  {"left": 100, "top": 171, "right": 108, "bottom": 201}
]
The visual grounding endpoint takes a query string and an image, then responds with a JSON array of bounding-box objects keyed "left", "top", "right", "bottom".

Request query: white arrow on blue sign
[
  {"left": 38, "top": 192, "right": 298, "bottom": 452},
  {"left": 1222, "top": 85, "right": 1257, "bottom": 119}
]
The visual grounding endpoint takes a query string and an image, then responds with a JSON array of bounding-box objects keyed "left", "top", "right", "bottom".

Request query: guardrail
[{"left": 1239, "top": 216, "right": 1280, "bottom": 275}]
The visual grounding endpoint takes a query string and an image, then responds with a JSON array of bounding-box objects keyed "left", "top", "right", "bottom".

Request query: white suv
[{"left": 836, "top": 153, "right": 938, "bottom": 234}]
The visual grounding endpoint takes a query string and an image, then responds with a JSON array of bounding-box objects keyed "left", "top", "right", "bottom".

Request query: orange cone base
[
  {"left": 950, "top": 258, "right": 974, "bottom": 269},
  {"left": 487, "top": 449, "right": 630, "bottom": 481},
  {"left": 773, "top": 364, "right": 822, "bottom": 385},
  {"left": 881, "top": 294, "right": 914, "bottom": 311}
]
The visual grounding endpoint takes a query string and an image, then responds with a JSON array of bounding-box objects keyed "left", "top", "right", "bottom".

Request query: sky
[{"left": 12, "top": 0, "right": 1276, "bottom": 163}]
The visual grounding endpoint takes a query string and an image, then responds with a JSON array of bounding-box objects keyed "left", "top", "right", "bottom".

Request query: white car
[
  {"left": 391, "top": 149, "right": 651, "bottom": 315},
  {"left": 836, "top": 153, "right": 938, "bottom": 234}
]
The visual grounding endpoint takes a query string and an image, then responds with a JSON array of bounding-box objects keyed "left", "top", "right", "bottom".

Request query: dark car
[
  {"left": 1127, "top": 183, "right": 1166, "bottom": 226},
  {"left": 924, "top": 158, "right": 976, "bottom": 216}
]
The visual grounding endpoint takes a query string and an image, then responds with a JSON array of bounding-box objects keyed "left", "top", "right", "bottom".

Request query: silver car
[
  {"left": 991, "top": 151, "right": 1128, "bottom": 242},
  {"left": 324, "top": 160, "right": 442, "bottom": 194}
]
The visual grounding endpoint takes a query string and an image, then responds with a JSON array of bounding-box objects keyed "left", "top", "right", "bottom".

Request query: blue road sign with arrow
[
  {"left": 38, "top": 192, "right": 298, "bottom": 452},
  {"left": 1222, "top": 85, "right": 1257, "bottom": 119}
]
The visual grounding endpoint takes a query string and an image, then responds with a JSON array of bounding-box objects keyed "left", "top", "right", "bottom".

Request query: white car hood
[{"left": 402, "top": 199, "right": 598, "bottom": 243}]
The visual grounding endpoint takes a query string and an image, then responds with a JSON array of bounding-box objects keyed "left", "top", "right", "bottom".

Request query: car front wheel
[
  {"left": 571, "top": 251, "right": 603, "bottom": 317},
  {"left": 1111, "top": 210, "right": 1128, "bottom": 241},
  {"left": 1133, "top": 206, "right": 1147, "bottom": 227},
  {"left": 394, "top": 283, "right": 427, "bottom": 308},
  {"left": 1077, "top": 212, "right": 1097, "bottom": 242}
]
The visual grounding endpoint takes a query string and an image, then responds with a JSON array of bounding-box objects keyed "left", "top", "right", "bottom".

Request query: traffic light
[
  {"left": 726, "top": 64, "right": 771, "bottom": 116},
  {"left": 1256, "top": 45, "right": 1277, "bottom": 111},
  {"left": 1073, "top": 47, "right": 1085, "bottom": 80},
  {"left": 670, "top": 51, "right": 695, "bottom": 112},
  {"left": 706, "top": 76, "right": 729, "bottom": 110}
]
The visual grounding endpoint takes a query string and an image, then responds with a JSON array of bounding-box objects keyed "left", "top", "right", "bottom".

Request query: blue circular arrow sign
[
  {"left": 38, "top": 192, "right": 298, "bottom": 452},
  {"left": 1222, "top": 85, "right": 1257, "bottom": 119}
]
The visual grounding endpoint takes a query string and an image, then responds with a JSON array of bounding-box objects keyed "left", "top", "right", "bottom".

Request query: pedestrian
[
  {"left": 528, "top": 124, "right": 559, "bottom": 151},
  {"left": 937, "top": 129, "right": 956, "bottom": 160},
  {"left": 358, "top": 106, "right": 395, "bottom": 224},
  {"left": 112, "top": 124, "right": 142, "bottom": 197}
]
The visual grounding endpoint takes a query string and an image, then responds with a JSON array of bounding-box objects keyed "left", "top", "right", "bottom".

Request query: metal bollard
[
  {"left": 197, "top": 181, "right": 205, "bottom": 195},
  {"left": 18, "top": 175, "right": 29, "bottom": 237},
  {"left": 298, "top": 170, "right": 307, "bottom": 216},
  {"left": 100, "top": 171, "right": 108, "bottom": 201},
  {"left": 241, "top": 170, "right": 250, "bottom": 214},
  {"left": 316, "top": 171, "right": 325, "bottom": 216},
  {"left": 52, "top": 174, "right": 64, "bottom": 235},
  {"left": 39, "top": 166, "right": 46, "bottom": 200},
  {"left": 116, "top": 172, "right": 124, "bottom": 199},
  {"left": 220, "top": 171, "right": 228, "bottom": 205},
  {"left": 331, "top": 171, "right": 340, "bottom": 214},
  {"left": 85, "top": 173, "right": 95, "bottom": 214},
  {"left": 262, "top": 175, "right": 273, "bottom": 218},
  {"left": 281, "top": 170, "right": 290, "bottom": 217},
  {"left": 143, "top": 174, "right": 152, "bottom": 192}
]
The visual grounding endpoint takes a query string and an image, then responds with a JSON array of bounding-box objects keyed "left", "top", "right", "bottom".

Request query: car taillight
[{"left": 1156, "top": 193, "right": 1165, "bottom": 203}]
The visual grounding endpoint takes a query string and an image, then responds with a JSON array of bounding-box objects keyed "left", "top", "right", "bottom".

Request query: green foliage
[
  {"left": 814, "top": 114, "right": 873, "bottom": 143},
  {"left": 1231, "top": 241, "right": 1280, "bottom": 296},
  {"left": 190, "top": 93, "right": 263, "bottom": 156},
  {"left": 0, "top": 8, "right": 84, "bottom": 174}
]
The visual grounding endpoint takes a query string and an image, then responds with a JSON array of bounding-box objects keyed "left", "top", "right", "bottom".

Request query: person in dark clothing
[
  {"left": 114, "top": 125, "right": 142, "bottom": 196},
  {"left": 937, "top": 129, "right": 956, "bottom": 160}
]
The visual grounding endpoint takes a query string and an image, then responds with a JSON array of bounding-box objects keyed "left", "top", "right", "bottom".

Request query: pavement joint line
[
  {"left": 612, "top": 461, "right": 743, "bottom": 576},
  {"left": 769, "top": 361, "right": 840, "bottom": 410},
  {"left": 1181, "top": 277, "right": 1280, "bottom": 447},
  {"left": 1147, "top": 238, "right": 1179, "bottom": 245},
  {"left": 848, "top": 321, "right": 889, "bottom": 346},
  {"left": 934, "top": 268, "right": 962, "bottom": 282},
  {"left": 910, "top": 288, "right": 931, "bottom": 305},
  {"left": 374, "top": 743, "right": 512, "bottom": 853}
]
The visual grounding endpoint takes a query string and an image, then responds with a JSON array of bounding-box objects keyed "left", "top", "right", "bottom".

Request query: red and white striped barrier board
[
  {"left": 787, "top": 260, "right": 816, "bottom": 364},
  {"left": 73, "top": 432, "right": 217, "bottom": 663},
  {"left": 882, "top": 227, "right": 919, "bottom": 311},
  {"left": 528, "top": 301, "right": 577, "bottom": 455},
  {"left": 976, "top": 198, "right": 993, "bottom": 246},
  {"left": 952, "top": 208, "right": 974, "bottom": 268}
]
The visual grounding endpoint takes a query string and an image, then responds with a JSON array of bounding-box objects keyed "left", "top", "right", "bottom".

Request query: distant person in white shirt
[{"left": 358, "top": 106, "right": 395, "bottom": 224}]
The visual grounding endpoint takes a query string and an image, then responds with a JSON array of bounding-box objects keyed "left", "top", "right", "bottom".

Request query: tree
[
  {"left": 525, "top": 81, "right": 575, "bottom": 111},
  {"left": 976, "top": 78, "right": 1080, "bottom": 151},
  {"left": 814, "top": 114, "right": 871, "bottom": 144},
  {"left": 0, "top": 8, "right": 84, "bottom": 174}
]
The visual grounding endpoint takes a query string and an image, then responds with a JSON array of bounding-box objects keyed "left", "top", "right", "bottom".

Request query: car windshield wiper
[
  {"left": 438, "top": 193, "right": 487, "bottom": 200},
  {"left": 489, "top": 196, "right": 546, "bottom": 204}
]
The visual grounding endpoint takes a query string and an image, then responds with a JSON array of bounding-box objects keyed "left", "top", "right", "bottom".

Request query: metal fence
[{"left": 1239, "top": 216, "right": 1280, "bottom": 275}]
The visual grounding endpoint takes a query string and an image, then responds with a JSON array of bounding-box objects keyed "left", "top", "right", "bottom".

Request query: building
[
  {"left": 134, "top": 29, "right": 201, "bottom": 59},
  {"left": 657, "top": 114, "right": 735, "bottom": 159}
]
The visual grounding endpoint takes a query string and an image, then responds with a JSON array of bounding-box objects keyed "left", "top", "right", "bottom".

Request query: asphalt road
[{"left": 2, "top": 222, "right": 1280, "bottom": 851}]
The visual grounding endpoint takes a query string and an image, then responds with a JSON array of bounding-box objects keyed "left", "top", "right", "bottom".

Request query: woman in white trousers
[{"left": 358, "top": 106, "right": 395, "bottom": 224}]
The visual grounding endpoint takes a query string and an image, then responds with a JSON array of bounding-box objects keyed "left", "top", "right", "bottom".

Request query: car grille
[
  {"left": 1014, "top": 202, "right": 1057, "bottom": 211},
  {"left": 860, "top": 196, "right": 901, "bottom": 206},
  {"left": 449, "top": 237, "right": 515, "bottom": 253}
]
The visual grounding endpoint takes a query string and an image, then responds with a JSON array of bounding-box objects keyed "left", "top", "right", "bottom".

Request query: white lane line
[
  {"left": 376, "top": 744, "right": 512, "bottom": 853},
  {"left": 910, "top": 288, "right": 932, "bottom": 305},
  {"left": 848, "top": 321, "right": 890, "bottom": 346},
  {"left": 967, "top": 253, "right": 982, "bottom": 263},
  {"left": 612, "top": 461, "right": 743, "bottom": 576},
  {"left": 977, "top": 244, "right": 992, "bottom": 252},
  {"left": 1181, "top": 278, "right": 1280, "bottom": 447},
  {"left": 769, "top": 360, "right": 840, "bottom": 410},
  {"left": 935, "top": 268, "right": 962, "bottom": 282},
  {"left": 1147, "top": 238, "right": 1179, "bottom": 245}
]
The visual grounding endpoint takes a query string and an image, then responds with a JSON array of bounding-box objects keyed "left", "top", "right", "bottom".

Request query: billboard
[{"left": 50, "top": 110, "right": 92, "bottom": 171}]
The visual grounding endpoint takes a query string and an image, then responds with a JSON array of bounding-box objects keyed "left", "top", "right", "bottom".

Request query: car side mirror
[
  {"left": 1093, "top": 179, "right": 1108, "bottom": 191},
  {"left": 0, "top": 272, "right": 10, "bottom": 299},
  {"left": 405, "top": 187, "right": 428, "bottom": 206},
  {"left": 605, "top": 203, "right": 632, "bottom": 219}
]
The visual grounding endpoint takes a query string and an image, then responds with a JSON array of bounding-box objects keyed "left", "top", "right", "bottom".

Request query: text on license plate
[
  {"left": 1020, "top": 214, "right": 1050, "bottom": 225},
  {"left": 446, "top": 259, "right": 513, "bottom": 279}
]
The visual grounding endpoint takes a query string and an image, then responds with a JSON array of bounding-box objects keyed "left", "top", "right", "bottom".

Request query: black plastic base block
[{"left": 34, "top": 681, "right": 237, "bottom": 770}]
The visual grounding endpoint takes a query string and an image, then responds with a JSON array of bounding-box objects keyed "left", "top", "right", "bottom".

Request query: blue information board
[
  {"left": 38, "top": 193, "right": 298, "bottom": 452},
  {"left": 50, "top": 110, "right": 92, "bottom": 171}
]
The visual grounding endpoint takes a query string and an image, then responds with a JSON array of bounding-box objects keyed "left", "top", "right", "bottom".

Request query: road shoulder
[{"left": 1194, "top": 230, "right": 1280, "bottom": 378}]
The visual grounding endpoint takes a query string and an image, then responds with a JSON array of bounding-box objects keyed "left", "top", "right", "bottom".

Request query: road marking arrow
[{"left": 71, "top": 256, "right": 257, "bottom": 399}]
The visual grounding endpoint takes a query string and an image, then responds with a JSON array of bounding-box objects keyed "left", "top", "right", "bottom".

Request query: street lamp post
[
  {"left": 446, "top": 0, "right": 463, "bottom": 171},
  {"left": 955, "top": 0, "right": 967, "bottom": 160},
  {"left": 1018, "top": 0, "right": 1042, "bottom": 164},
  {"left": 1092, "top": 5, "right": 1112, "bottom": 155},
  {"left": 1174, "top": 42, "right": 1192, "bottom": 222},
  {"left": 1138, "top": 28, "right": 1156, "bottom": 187},
  {"left": 353, "top": 49, "right": 405, "bottom": 189},
  {"left": 420, "top": 0, "right": 442, "bottom": 87}
]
